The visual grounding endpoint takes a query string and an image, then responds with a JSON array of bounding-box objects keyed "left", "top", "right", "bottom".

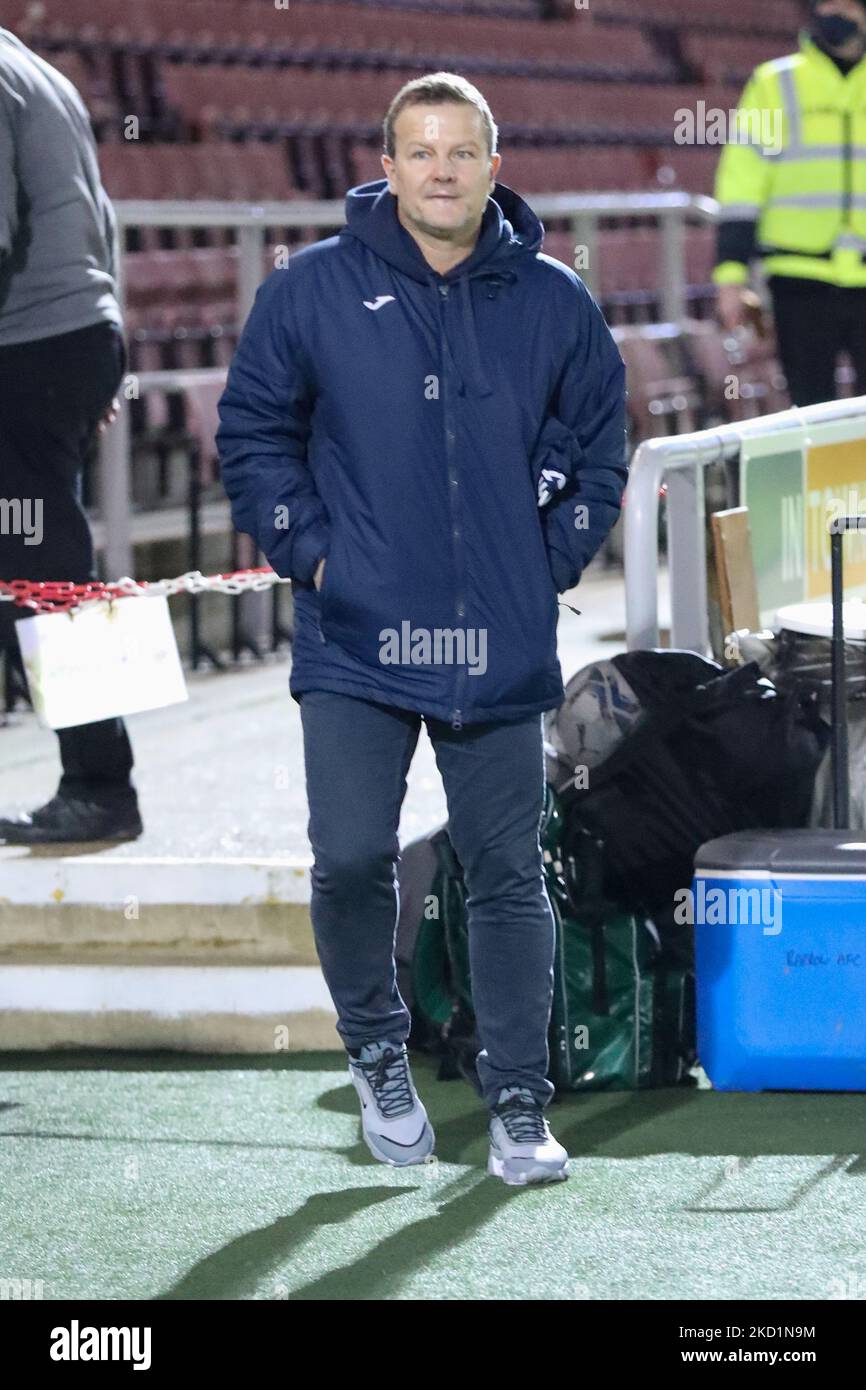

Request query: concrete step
[
  {"left": 0, "top": 854, "right": 340, "bottom": 1052},
  {"left": 0, "top": 854, "right": 316, "bottom": 964},
  {"left": 0, "top": 963, "right": 337, "bottom": 1053}
]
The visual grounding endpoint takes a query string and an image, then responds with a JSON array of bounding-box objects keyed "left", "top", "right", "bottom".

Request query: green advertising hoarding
[{"left": 741, "top": 421, "right": 866, "bottom": 627}]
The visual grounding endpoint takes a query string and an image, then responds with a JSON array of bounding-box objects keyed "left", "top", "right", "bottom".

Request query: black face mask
[{"left": 812, "top": 12, "right": 864, "bottom": 47}]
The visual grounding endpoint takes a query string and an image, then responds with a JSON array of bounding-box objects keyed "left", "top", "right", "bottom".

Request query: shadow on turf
[
  {"left": 156, "top": 1187, "right": 412, "bottom": 1301},
  {"left": 284, "top": 1175, "right": 521, "bottom": 1300},
  {"left": 154, "top": 1169, "right": 524, "bottom": 1301}
]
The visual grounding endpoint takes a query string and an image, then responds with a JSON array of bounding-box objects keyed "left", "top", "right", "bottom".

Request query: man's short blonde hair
[{"left": 383, "top": 72, "right": 499, "bottom": 159}]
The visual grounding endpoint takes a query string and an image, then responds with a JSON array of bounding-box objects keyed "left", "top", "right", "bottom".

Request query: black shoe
[{"left": 0, "top": 793, "right": 143, "bottom": 844}]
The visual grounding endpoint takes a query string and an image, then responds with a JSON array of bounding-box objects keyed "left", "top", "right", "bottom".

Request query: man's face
[
  {"left": 382, "top": 102, "right": 501, "bottom": 243},
  {"left": 814, "top": 0, "right": 866, "bottom": 38}
]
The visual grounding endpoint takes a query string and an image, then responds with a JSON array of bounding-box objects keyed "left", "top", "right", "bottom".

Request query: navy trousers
[{"left": 299, "top": 689, "right": 557, "bottom": 1108}]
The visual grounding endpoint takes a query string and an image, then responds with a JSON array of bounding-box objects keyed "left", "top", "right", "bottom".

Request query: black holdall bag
[{"left": 557, "top": 650, "right": 830, "bottom": 918}]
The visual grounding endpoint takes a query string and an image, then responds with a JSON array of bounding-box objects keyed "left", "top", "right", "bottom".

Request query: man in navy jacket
[{"left": 218, "top": 72, "right": 628, "bottom": 1186}]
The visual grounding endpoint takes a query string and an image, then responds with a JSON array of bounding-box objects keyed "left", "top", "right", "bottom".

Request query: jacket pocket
[
  {"left": 318, "top": 532, "right": 344, "bottom": 634},
  {"left": 318, "top": 550, "right": 334, "bottom": 612},
  {"left": 532, "top": 414, "right": 584, "bottom": 506},
  {"left": 532, "top": 415, "right": 586, "bottom": 598}
]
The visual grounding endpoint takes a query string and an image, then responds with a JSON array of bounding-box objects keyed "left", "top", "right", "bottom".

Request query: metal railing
[
  {"left": 99, "top": 190, "right": 720, "bottom": 579},
  {"left": 624, "top": 396, "right": 866, "bottom": 656}
]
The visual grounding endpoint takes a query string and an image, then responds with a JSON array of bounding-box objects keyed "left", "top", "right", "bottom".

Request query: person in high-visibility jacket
[{"left": 714, "top": 0, "right": 866, "bottom": 406}]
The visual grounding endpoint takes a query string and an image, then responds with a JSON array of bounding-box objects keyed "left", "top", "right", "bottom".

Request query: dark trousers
[
  {"left": 0, "top": 320, "right": 136, "bottom": 806},
  {"left": 299, "top": 689, "right": 557, "bottom": 1109},
  {"left": 769, "top": 276, "right": 866, "bottom": 408}
]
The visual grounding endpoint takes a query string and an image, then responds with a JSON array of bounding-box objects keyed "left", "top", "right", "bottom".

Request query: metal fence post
[
  {"left": 660, "top": 205, "right": 687, "bottom": 325},
  {"left": 237, "top": 223, "right": 266, "bottom": 324},
  {"left": 624, "top": 439, "right": 665, "bottom": 650},
  {"left": 666, "top": 463, "right": 709, "bottom": 653},
  {"left": 99, "top": 216, "right": 133, "bottom": 581},
  {"left": 572, "top": 212, "right": 600, "bottom": 297},
  {"left": 98, "top": 398, "right": 133, "bottom": 581}
]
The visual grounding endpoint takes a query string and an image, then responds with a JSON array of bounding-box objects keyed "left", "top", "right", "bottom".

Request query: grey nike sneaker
[
  {"left": 487, "top": 1085, "right": 569, "bottom": 1186},
  {"left": 348, "top": 1040, "right": 435, "bottom": 1167}
]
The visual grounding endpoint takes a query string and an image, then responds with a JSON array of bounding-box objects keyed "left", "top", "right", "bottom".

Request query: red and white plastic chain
[{"left": 0, "top": 567, "right": 289, "bottom": 614}]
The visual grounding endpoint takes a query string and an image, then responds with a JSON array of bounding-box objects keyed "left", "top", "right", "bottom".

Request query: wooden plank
[{"left": 711, "top": 506, "right": 760, "bottom": 646}]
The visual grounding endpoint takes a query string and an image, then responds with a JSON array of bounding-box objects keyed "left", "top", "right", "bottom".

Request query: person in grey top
[
  {"left": 0, "top": 27, "right": 142, "bottom": 844},
  {"left": 0, "top": 27, "right": 122, "bottom": 344}
]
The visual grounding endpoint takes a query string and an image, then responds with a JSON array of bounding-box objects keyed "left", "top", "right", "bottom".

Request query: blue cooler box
[{"left": 694, "top": 830, "right": 866, "bottom": 1091}]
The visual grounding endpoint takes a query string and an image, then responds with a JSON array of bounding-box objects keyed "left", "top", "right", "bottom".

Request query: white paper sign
[{"left": 15, "top": 595, "right": 188, "bottom": 729}]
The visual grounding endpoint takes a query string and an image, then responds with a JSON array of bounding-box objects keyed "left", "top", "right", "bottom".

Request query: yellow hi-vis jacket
[{"left": 713, "top": 33, "right": 866, "bottom": 288}]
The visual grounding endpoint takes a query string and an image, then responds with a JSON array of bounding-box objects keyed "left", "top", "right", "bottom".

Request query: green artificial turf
[{"left": 2, "top": 1050, "right": 866, "bottom": 1301}]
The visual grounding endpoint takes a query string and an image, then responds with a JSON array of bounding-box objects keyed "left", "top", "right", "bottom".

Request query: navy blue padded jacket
[{"left": 217, "top": 178, "right": 628, "bottom": 728}]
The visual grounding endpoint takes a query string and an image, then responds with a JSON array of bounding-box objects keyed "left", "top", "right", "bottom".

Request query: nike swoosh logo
[
  {"left": 363, "top": 295, "right": 396, "bottom": 311},
  {"left": 374, "top": 1125, "right": 428, "bottom": 1147}
]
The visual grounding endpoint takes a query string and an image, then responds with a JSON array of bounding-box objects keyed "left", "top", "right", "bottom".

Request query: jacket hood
[
  {"left": 340, "top": 178, "right": 543, "bottom": 279},
  {"left": 339, "top": 179, "right": 545, "bottom": 397}
]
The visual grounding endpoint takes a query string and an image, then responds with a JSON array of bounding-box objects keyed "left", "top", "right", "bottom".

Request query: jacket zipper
[{"left": 437, "top": 281, "right": 467, "bottom": 732}]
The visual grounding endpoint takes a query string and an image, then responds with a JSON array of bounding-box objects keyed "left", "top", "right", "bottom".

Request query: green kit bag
[
  {"left": 410, "top": 785, "right": 695, "bottom": 1092},
  {"left": 540, "top": 784, "right": 695, "bottom": 1091}
]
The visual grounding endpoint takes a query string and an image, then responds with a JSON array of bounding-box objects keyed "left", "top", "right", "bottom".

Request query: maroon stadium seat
[
  {"left": 617, "top": 329, "right": 701, "bottom": 437},
  {"left": 11, "top": 0, "right": 670, "bottom": 80},
  {"left": 681, "top": 320, "right": 753, "bottom": 422},
  {"left": 99, "top": 143, "right": 302, "bottom": 202},
  {"left": 591, "top": 0, "right": 804, "bottom": 37},
  {"left": 682, "top": 33, "right": 788, "bottom": 86},
  {"left": 161, "top": 65, "right": 741, "bottom": 143},
  {"left": 495, "top": 147, "right": 656, "bottom": 192},
  {"left": 684, "top": 226, "right": 716, "bottom": 288},
  {"left": 652, "top": 147, "right": 721, "bottom": 196}
]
